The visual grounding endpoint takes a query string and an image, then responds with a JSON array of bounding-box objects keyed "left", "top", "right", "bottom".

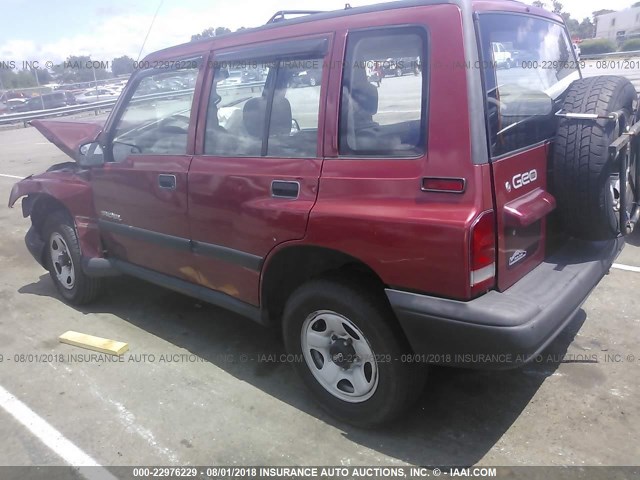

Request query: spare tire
[{"left": 553, "top": 75, "right": 638, "bottom": 241}]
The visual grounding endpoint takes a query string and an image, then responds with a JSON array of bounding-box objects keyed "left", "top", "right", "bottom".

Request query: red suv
[{"left": 8, "top": 0, "right": 640, "bottom": 427}]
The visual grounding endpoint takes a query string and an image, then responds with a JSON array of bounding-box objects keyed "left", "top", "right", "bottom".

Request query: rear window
[
  {"left": 339, "top": 27, "right": 428, "bottom": 157},
  {"left": 478, "top": 14, "right": 580, "bottom": 157}
]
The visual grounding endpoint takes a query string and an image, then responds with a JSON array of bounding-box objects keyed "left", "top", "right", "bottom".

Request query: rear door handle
[
  {"left": 271, "top": 180, "right": 299, "bottom": 199},
  {"left": 158, "top": 174, "right": 176, "bottom": 189}
]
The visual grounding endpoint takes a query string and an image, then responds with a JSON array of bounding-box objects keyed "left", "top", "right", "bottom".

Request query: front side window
[
  {"left": 204, "top": 57, "right": 322, "bottom": 158},
  {"left": 339, "top": 28, "right": 427, "bottom": 157},
  {"left": 111, "top": 62, "right": 199, "bottom": 162},
  {"left": 478, "top": 14, "right": 580, "bottom": 157}
]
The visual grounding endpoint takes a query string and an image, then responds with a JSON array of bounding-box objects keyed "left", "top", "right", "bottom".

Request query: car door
[
  {"left": 91, "top": 58, "right": 203, "bottom": 281},
  {"left": 188, "top": 36, "right": 331, "bottom": 306}
]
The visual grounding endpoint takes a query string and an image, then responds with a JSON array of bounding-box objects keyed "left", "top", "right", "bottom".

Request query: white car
[
  {"left": 492, "top": 42, "right": 513, "bottom": 68},
  {"left": 573, "top": 43, "right": 581, "bottom": 60},
  {"left": 75, "top": 88, "right": 119, "bottom": 104}
]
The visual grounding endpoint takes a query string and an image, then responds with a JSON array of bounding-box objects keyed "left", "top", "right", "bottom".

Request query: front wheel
[
  {"left": 283, "top": 276, "right": 425, "bottom": 427},
  {"left": 43, "top": 211, "right": 101, "bottom": 305}
]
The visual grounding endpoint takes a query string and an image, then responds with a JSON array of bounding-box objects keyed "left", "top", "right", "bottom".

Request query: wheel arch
[
  {"left": 29, "top": 194, "right": 74, "bottom": 236},
  {"left": 260, "top": 244, "right": 388, "bottom": 327}
]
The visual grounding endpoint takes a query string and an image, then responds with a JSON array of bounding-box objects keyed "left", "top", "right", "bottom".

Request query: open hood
[{"left": 31, "top": 118, "right": 104, "bottom": 160}]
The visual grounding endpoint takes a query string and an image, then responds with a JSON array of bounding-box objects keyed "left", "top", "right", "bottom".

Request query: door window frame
[
  {"left": 102, "top": 55, "right": 205, "bottom": 163},
  {"left": 337, "top": 25, "right": 430, "bottom": 159},
  {"left": 195, "top": 34, "right": 333, "bottom": 159}
]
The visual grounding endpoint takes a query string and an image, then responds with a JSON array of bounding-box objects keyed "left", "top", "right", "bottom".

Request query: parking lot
[{"left": 0, "top": 64, "right": 640, "bottom": 473}]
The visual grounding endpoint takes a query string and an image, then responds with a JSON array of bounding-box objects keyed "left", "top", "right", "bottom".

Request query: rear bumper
[{"left": 386, "top": 237, "right": 624, "bottom": 369}]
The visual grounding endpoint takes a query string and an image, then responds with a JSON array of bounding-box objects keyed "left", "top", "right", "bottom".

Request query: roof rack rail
[{"left": 266, "top": 10, "right": 325, "bottom": 24}]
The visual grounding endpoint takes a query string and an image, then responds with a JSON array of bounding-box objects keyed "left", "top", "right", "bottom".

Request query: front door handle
[
  {"left": 158, "top": 174, "right": 176, "bottom": 189},
  {"left": 271, "top": 180, "right": 299, "bottom": 199}
]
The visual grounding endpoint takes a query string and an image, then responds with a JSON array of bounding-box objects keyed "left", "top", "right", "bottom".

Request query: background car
[
  {"left": 13, "top": 92, "right": 68, "bottom": 112},
  {"left": 573, "top": 42, "right": 581, "bottom": 59},
  {"left": 290, "top": 67, "right": 322, "bottom": 86},
  {"left": 75, "top": 88, "right": 119, "bottom": 104},
  {"left": 381, "top": 57, "right": 421, "bottom": 77},
  {"left": 219, "top": 70, "right": 244, "bottom": 86},
  {"left": 491, "top": 42, "right": 514, "bottom": 68}
]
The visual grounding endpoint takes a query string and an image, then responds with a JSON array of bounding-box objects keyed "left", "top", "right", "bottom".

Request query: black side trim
[
  {"left": 216, "top": 37, "right": 328, "bottom": 62},
  {"left": 99, "top": 220, "right": 191, "bottom": 252},
  {"left": 98, "top": 219, "right": 263, "bottom": 271},
  {"left": 192, "top": 241, "right": 263, "bottom": 270},
  {"left": 81, "top": 257, "right": 119, "bottom": 277},
  {"left": 113, "top": 259, "right": 263, "bottom": 324}
]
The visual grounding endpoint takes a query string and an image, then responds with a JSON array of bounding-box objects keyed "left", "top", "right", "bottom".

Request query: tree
[
  {"left": 577, "top": 18, "right": 595, "bottom": 39},
  {"left": 532, "top": 1, "right": 545, "bottom": 7},
  {"left": 191, "top": 26, "right": 232, "bottom": 42},
  {"left": 552, "top": 0, "right": 563, "bottom": 14},
  {"left": 111, "top": 55, "right": 135, "bottom": 77},
  {"left": 51, "top": 56, "right": 110, "bottom": 84},
  {"left": 633, "top": 2, "right": 640, "bottom": 7},
  {"left": 592, "top": 9, "right": 615, "bottom": 16},
  {"left": 32, "top": 66, "right": 52, "bottom": 85}
]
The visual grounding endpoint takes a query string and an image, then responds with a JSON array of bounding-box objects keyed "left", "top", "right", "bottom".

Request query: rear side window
[
  {"left": 205, "top": 57, "right": 323, "bottom": 158},
  {"left": 339, "top": 27, "right": 428, "bottom": 157}
]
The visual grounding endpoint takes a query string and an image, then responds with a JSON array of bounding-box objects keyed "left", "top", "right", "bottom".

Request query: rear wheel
[
  {"left": 395, "top": 67, "right": 402, "bottom": 77},
  {"left": 43, "top": 211, "right": 101, "bottom": 305},
  {"left": 283, "top": 275, "right": 425, "bottom": 427},
  {"left": 553, "top": 75, "right": 639, "bottom": 240}
]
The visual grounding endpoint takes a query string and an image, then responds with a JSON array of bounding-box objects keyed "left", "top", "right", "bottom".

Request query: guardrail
[
  {"left": 0, "top": 81, "right": 267, "bottom": 128},
  {"left": 581, "top": 49, "right": 640, "bottom": 60},
  {"left": 0, "top": 98, "right": 118, "bottom": 127}
]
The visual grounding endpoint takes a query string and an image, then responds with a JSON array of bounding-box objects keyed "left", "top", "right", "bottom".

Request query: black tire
[
  {"left": 42, "top": 211, "right": 101, "bottom": 305},
  {"left": 553, "top": 75, "right": 638, "bottom": 240},
  {"left": 282, "top": 275, "right": 425, "bottom": 428}
]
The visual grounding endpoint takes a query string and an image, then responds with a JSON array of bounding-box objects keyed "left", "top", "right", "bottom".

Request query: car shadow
[
  {"left": 625, "top": 228, "right": 640, "bottom": 247},
  {"left": 19, "top": 274, "right": 585, "bottom": 466}
]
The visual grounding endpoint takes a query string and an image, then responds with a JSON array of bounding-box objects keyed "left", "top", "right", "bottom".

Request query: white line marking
[
  {"left": 612, "top": 263, "right": 640, "bottom": 273},
  {"left": 0, "top": 173, "right": 24, "bottom": 179},
  {"left": 0, "top": 384, "right": 118, "bottom": 480}
]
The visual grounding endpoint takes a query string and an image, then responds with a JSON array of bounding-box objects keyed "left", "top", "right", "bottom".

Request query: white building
[{"left": 595, "top": 6, "right": 640, "bottom": 41}]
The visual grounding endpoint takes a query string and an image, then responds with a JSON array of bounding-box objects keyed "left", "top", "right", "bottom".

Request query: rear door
[
  {"left": 188, "top": 36, "right": 331, "bottom": 306},
  {"left": 477, "top": 13, "right": 580, "bottom": 290},
  {"left": 91, "top": 58, "right": 203, "bottom": 281}
]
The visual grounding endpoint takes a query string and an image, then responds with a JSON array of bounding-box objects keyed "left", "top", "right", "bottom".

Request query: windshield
[{"left": 478, "top": 13, "right": 581, "bottom": 157}]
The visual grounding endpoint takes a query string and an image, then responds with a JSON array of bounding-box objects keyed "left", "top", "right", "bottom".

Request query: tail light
[{"left": 470, "top": 210, "right": 496, "bottom": 296}]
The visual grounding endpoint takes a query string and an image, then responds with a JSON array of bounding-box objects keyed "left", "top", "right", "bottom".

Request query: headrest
[
  {"left": 243, "top": 97, "right": 266, "bottom": 138},
  {"left": 243, "top": 96, "right": 293, "bottom": 138},
  {"left": 269, "top": 97, "right": 293, "bottom": 135},
  {"left": 350, "top": 67, "right": 378, "bottom": 115}
]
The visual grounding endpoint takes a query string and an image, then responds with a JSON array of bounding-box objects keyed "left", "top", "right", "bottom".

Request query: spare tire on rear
[{"left": 552, "top": 75, "right": 638, "bottom": 241}]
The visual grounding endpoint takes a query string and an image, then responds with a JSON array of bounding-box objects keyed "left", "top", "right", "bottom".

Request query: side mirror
[{"left": 77, "top": 142, "right": 105, "bottom": 167}]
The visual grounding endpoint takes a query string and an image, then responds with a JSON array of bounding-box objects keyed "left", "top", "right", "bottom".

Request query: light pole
[{"left": 34, "top": 67, "right": 45, "bottom": 110}]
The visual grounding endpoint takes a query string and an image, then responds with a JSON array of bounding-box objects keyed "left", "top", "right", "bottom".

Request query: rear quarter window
[{"left": 339, "top": 27, "right": 428, "bottom": 157}]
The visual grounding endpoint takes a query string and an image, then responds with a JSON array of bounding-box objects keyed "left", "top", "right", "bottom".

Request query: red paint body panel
[
  {"left": 8, "top": 171, "right": 103, "bottom": 258},
  {"left": 91, "top": 155, "right": 196, "bottom": 281},
  {"left": 31, "top": 119, "right": 103, "bottom": 159},
  {"left": 490, "top": 143, "right": 553, "bottom": 291},
  {"left": 504, "top": 189, "right": 556, "bottom": 228}
]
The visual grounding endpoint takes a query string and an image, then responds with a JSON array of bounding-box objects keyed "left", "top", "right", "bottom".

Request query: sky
[{"left": 0, "top": 0, "right": 638, "bottom": 65}]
